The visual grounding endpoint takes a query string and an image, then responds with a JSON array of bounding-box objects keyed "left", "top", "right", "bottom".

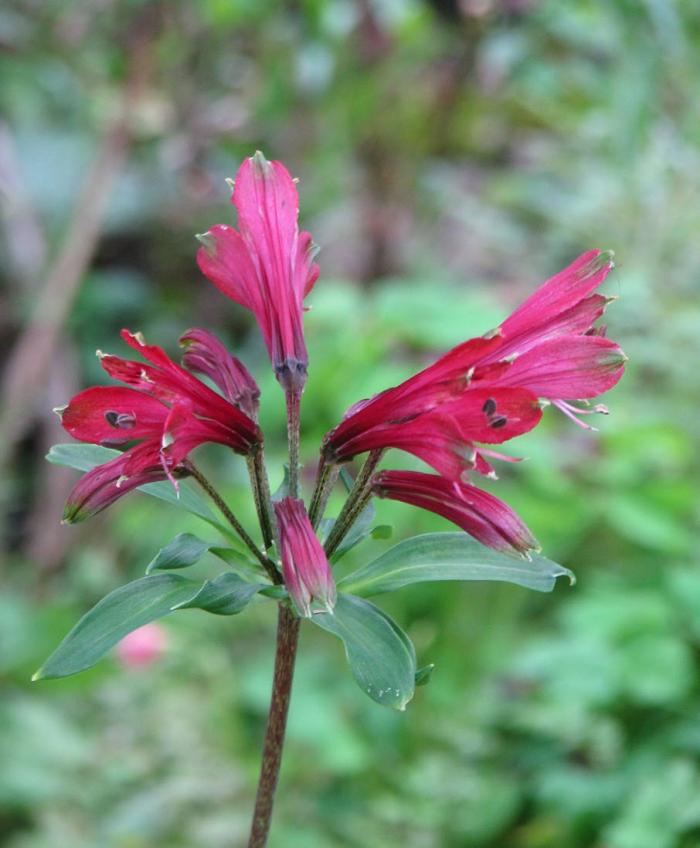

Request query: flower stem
[
  {"left": 247, "top": 448, "right": 276, "bottom": 549},
  {"left": 323, "top": 449, "right": 384, "bottom": 557},
  {"left": 285, "top": 391, "right": 301, "bottom": 500},
  {"left": 247, "top": 604, "right": 301, "bottom": 848},
  {"left": 186, "top": 462, "right": 280, "bottom": 584},
  {"left": 308, "top": 457, "right": 339, "bottom": 530}
]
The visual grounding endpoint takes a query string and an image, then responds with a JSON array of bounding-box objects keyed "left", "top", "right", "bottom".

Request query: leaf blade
[
  {"left": 339, "top": 532, "right": 575, "bottom": 597},
  {"left": 172, "top": 573, "right": 267, "bottom": 615},
  {"left": 312, "top": 594, "right": 416, "bottom": 710},
  {"left": 33, "top": 574, "right": 201, "bottom": 680}
]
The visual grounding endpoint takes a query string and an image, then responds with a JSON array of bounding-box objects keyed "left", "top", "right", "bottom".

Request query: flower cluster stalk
[
  {"left": 247, "top": 448, "right": 276, "bottom": 549},
  {"left": 285, "top": 391, "right": 301, "bottom": 500},
  {"left": 186, "top": 463, "right": 279, "bottom": 583},
  {"left": 323, "top": 449, "right": 384, "bottom": 557},
  {"left": 308, "top": 457, "right": 340, "bottom": 529}
]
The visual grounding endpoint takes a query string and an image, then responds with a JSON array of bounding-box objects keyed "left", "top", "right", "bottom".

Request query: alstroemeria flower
[
  {"left": 58, "top": 328, "right": 262, "bottom": 522},
  {"left": 373, "top": 470, "right": 539, "bottom": 558},
  {"left": 196, "top": 152, "right": 319, "bottom": 395},
  {"left": 323, "top": 250, "right": 626, "bottom": 479},
  {"left": 179, "top": 328, "right": 260, "bottom": 420},
  {"left": 274, "top": 497, "right": 336, "bottom": 617}
]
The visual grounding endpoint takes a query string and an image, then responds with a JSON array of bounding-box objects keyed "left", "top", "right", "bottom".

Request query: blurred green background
[{"left": 1, "top": 1, "right": 699, "bottom": 846}]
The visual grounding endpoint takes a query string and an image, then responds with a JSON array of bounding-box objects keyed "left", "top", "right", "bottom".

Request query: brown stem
[
  {"left": 247, "top": 604, "right": 301, "bottom": 848},
  {"left": 186, "top": 463, "right": 279, "bottom": 584},
  {"left": 285, "top": 391, "right": 301, "bottom": 500}
]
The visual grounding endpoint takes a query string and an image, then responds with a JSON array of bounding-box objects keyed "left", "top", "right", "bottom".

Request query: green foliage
[
  {"left": 34, "top": 574, "right": 204, "bottom": 679},
  {"left": 313, "top": 594, "right": 417, "bottom": 711},
  {"left": 340, "top": 532, "right": 575, "bottom": 596}
]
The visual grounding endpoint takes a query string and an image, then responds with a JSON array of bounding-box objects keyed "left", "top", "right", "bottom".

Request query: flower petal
[
  {"left": 274, "top": 497, "right": 335, "bottom": 617},
  {"left": 60, "top": 387, "right": 166, "bottom": 445},
  {"left": 499, "top": 249, "right": 614, "bottom": 339},
  {"left": 179, "top": 328, "right": 260, "bottom": 419},
  {"left": 63, "top": 441, "right": 168, "bottom": 523},
  {"left": 373, "top": 470, "right": 539, "bottom": 557},
  {"left": 496, "top": 335, "right": 627, "bottom": 399}
]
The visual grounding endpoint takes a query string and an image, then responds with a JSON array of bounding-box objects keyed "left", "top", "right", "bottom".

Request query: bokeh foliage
[{"left": 1, "top": 0, "right": 699, "bottom": 846}]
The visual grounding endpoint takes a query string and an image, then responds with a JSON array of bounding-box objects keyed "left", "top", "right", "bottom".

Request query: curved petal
[
  {"left": 495, "top": 335, "right": 627, "bottom": 399},
  {"left": 61, "top": 387, "right": 166, "bottom": 445},
  {"left": 63, "top": 441, "right": 168, "bottom": 523},
  {"left": 373, "top": 470, "right": 539, "bottom": 557},
  {"left": 179, "top": 328, "right": 260, "bottom": 419}
]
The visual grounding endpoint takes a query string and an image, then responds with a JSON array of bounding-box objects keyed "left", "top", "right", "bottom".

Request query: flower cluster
[{"left": 57, "top": 152, "right": 626, "bottom": 616}]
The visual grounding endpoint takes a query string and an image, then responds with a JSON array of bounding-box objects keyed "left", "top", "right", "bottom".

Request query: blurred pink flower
[{"left": 117, "top": 623, "right": 168, "bottom": 668}]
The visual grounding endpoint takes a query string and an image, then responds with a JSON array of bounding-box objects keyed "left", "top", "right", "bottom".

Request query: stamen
[
  {"left": 482, "top": 398, "right": 497, "bottom": 416},
  {"left": 104, "top": 411, "right": 136, "bottom": 429},
  {"left": 490, "top": 416, "right": 508, "bottom": 429},
  {"left": 552, "top": 399, "right": 610, "bottom": 430}
]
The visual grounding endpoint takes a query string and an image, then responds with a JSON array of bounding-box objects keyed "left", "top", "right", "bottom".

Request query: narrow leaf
[
  {"left": 313, "top": 594, "right": 416, "bottom": 710},
  {"left": 271, "top": 464, "right": 290, "bottom": 502},
  {"left": 172, "top": 573, "right": 267, "bottom": 615},
  {"left": 339, "top": 532, "right": 575, "bottom": 597},
  {"left": 415, "top": 664, "right": 436, "bottom": 687},
  {"left": 146, "top": 533, "right": 213, "bottom": 573},
  {"left": 146, "top": 533, "right": 258, "bottom": 577},
  {"left": 33, "top": 574, "right": 201, "bottom": 680},
  {"left": 331, "top": 499, "right": 376, "bottom": 562}
]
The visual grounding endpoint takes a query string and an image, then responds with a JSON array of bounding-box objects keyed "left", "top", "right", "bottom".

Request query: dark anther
[
  {"left": 105, "top": 410, "right": 136, "bottom": 429},
  {"left": 482, "top": 398, "right": 497, "bottom": 416},
  {"left": 490, "top": 416, "right": 508, "bottom": 429}
]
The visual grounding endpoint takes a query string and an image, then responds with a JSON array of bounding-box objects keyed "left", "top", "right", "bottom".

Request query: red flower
[
  {"left": 274, "top": 497, "right": 336, "bottom": 617},
  {"left": 323, "top": 250, "right": 626, "bottom": 478},
  {"left": 58, "top": 329, "right": 262, "bottom": 522},
  {"left": 373, "top": 470, "right": 539, "bottom": 558},
  {"left": 196, "top": 152, "right": 319, "bottom": 395},
  {"left": 179, "top": 328, "right": 260, "bottom": 420}
]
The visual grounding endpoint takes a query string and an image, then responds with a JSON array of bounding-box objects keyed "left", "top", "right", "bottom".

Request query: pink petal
[
  {"left": 373, "top": 470, "right": 539, "bottom": 557},
  {"left": 274, "top": 497, "right": 335, "bottom": 617},
  {"left": 495, "top": 335, "right": 627, "bottom": 399}
]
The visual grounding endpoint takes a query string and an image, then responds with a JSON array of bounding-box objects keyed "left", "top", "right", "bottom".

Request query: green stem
[
  {"left": 247, "top": 604, "right": 301, "bottom": 848},
  {"left": 323, "top": 449, "right": 384, "bottom": 557},
  {"left": 285, "top": 391, "right": 301, "bottom": 500},
  {"left": 308, "top": 456, "right": 339, "bottom": 530},
  {"left": 186, "top": 463, "right": 279, "bottom": 584}
]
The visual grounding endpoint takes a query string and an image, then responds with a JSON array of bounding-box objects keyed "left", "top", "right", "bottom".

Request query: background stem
[{"left": 247, "top": 605, "right": 301, "bottom": 848}]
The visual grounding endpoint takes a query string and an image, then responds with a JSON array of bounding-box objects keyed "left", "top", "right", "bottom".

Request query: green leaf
[
  {"left": 47, "top": 443, "right": 243, "bottom": 547},
  {"left": 313, "top": 594, "right": 416, "bottom": 710},
  {"left": 33, "top": 574, "right": 201, "bottom": 680},
  {"left": 371, "top": 524, "right": 393, "bottom": 540},
  {"left": 339, "top": 532, "right": 575, "bottom": 597},
  {"left": 172, "top": 573, "right": 268, "bottom": 615},
  {"left": 146, "top": 533, "right": 214, "bottom": 573},
  {"left": 271, "top": 464, "right": 290, "bottom": 502},
  {"left": 331, "top": 499, "right": 377, "bottom": 562},
  {"left": 415, "top": 664, "right": 436, "bottom": 686},
  {"left": 145, "top": 533, "right": 259, "bottom": 577}
]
